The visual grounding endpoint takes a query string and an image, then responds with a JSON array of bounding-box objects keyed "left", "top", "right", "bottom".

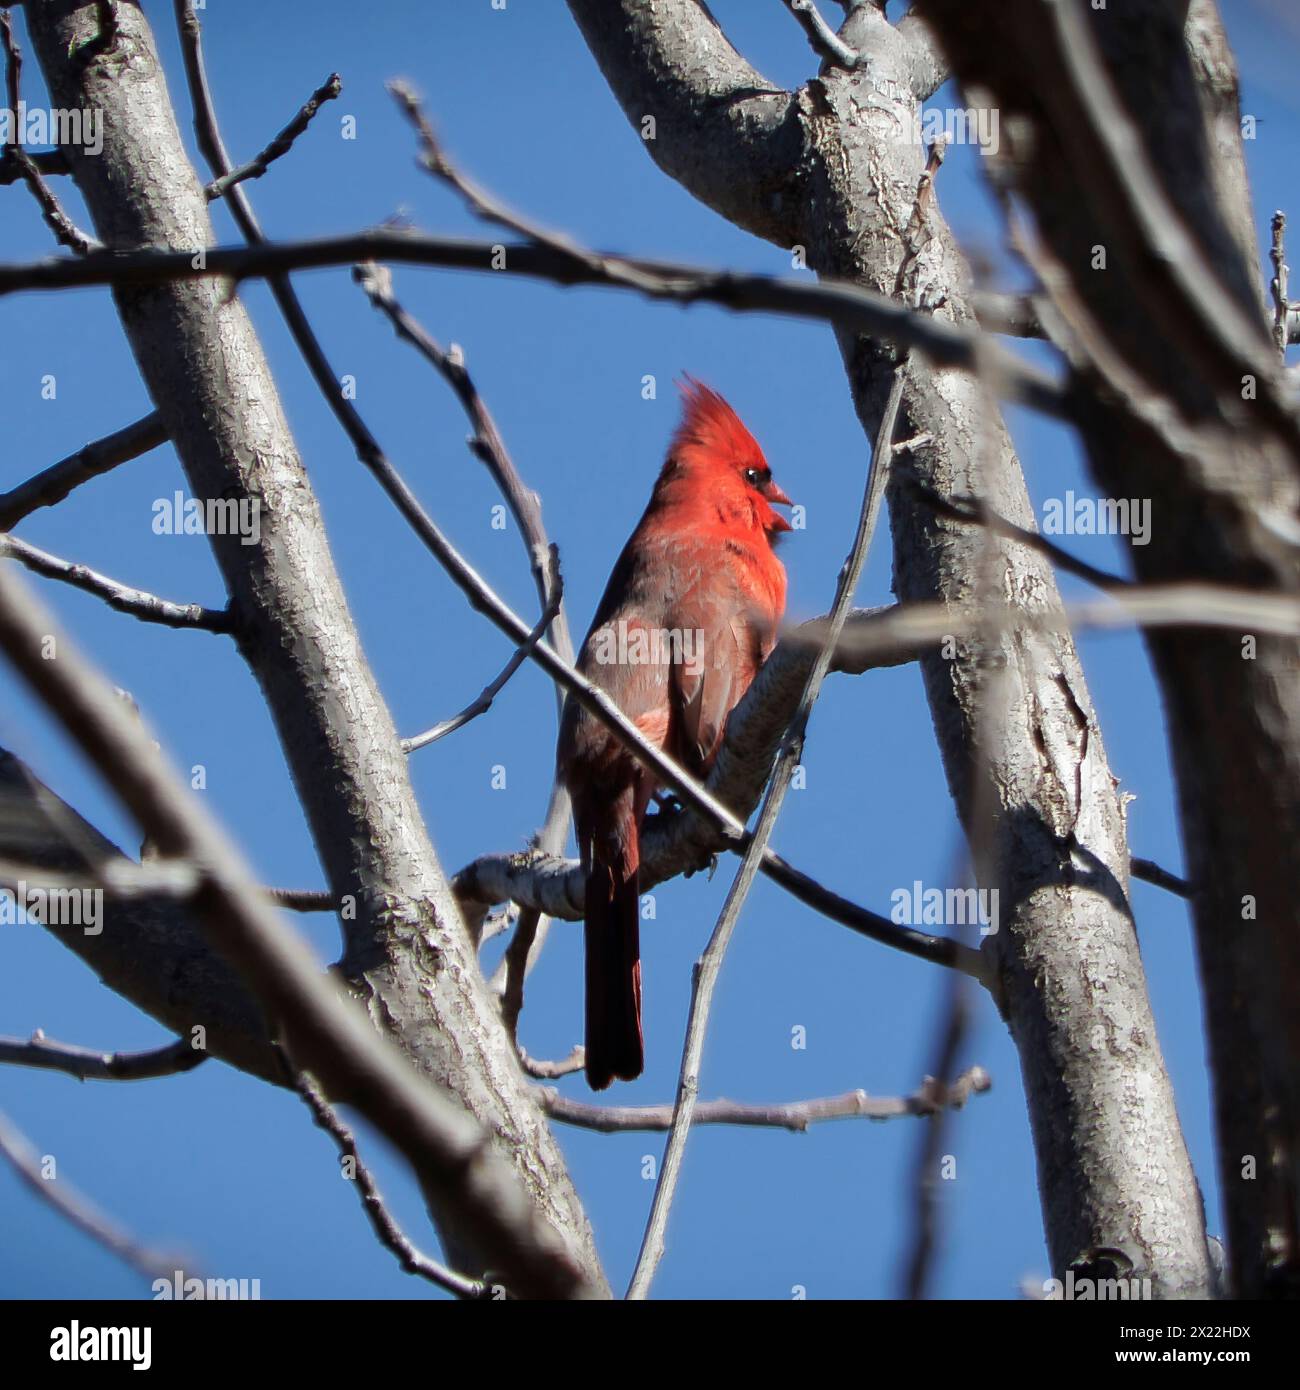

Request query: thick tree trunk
[
  {"left": 569, "top": 0, "right": 1211, "bottom": 1295},
  {"left": 25, "top": 0, "right": 604, "bottom": 1293},
  {"left": 917, "top": 0, "right": 1300, "bottom": 1298}
]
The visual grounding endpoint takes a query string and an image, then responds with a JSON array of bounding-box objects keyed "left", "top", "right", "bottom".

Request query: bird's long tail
[{"left": 583, "top": 806, "right": 643, "bottom": 1090}]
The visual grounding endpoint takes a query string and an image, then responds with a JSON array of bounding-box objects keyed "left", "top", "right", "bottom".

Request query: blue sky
[{"left": 0, "top": 1, "right": 1295, "bottom": 1300}]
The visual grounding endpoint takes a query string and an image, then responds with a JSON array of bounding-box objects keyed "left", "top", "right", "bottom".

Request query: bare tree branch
[
  {"left": 402, "top": 547, "right": 562, "bottom": 752},
  {"left": 0, "top": 533, "right": 234, "bottom": 631},
  {"left": 353, "top": 258, "right": 575, "bottom": 686},
  {"left": 0, "top": 231, "right": 1072, "bottom": 420},
  {"left": 204, "top": 72, "right": 341, "bottom": 201},
  {"left": 0, "top": 147, "right": 68, "bottom": 183},
  {"left": 263, "top": 886, "right": 336, "bottom": 912},
  {"left": 900, "top": 978, "right": 971, "bottom": 1298},
  {"left": 291, "top": 1070, "right": 490, "bottom": 1301},
  {"left": 894, "top": 466, "right": 1130, "bottom": 592},
  {"left": 0, "top": 11, "right": 98, "bottom": 252},
  {"left": 565, "top": 0, "right": 804, "bottom": 244},
  {"left": 0, "top": 556, "right": 598, "bottom": 1300},
  {"left": 543, "top": 1066, "right": 991, "bottom": 1132},
  {"left": 781, "top": 0, "right": 860, "bottom": 69},
  {"left": 28, "top": 0, "right": 604, "bottom": 1294},
  {"left": 4, "top": 143, "right": 99, "bottom": 252},
  {"left": 520, "top": 1046, "right": 585, "bottom": 1080},
  {"left": 0, "top": 1105, "right": 186, "bottom": 1283},
  {"left": 0, "top": 411, "right": 167, "bottom": 530},
  {"left": 0, "top": 1030, "right": 207, "bottom": 1081},
  {"left": 391, "top": 78, "right": 604, "bottom": 266},
  {"left": 1130, "top": 857, "right": 1191, "bottom": 900}
]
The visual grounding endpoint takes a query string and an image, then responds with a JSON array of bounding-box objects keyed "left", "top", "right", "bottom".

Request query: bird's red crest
[
  {"left": 662, "top": 376, "right": 793, "bottom": 538},
  {"left": 670, "top": 376, "right": 768, "bottom": 474}
]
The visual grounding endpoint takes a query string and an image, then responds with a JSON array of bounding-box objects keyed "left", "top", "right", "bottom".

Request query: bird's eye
[{"left": 744, "top": 467, "right": 765, "bottom": 488}]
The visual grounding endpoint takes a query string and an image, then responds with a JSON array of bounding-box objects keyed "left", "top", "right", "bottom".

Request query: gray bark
[
  {"left": 568, "top": 0, "right": 1211, "bottom": 1295},
  {"left": 24, "top": 0, "right": 603, "bottom": 1293},
  {"left": 916, "top": 0, "right": 1300, "bottom": 1298},
  {"left": 0, "top": 749, "right": 276, "bottom": 1083}
]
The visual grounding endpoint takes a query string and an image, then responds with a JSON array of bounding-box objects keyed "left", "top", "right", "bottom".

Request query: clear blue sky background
[{"left": 1, "top": 1, "right": 1296, "bottom": 1301}]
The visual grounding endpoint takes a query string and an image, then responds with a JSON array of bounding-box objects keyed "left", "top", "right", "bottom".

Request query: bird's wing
[{"left": 667, "top": 543, "right": 769, "bottom": 774}]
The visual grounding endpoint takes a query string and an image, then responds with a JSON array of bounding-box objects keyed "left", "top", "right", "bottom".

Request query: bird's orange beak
[{"left": 763, "top": 477, "right": 794, "bottom": 531}]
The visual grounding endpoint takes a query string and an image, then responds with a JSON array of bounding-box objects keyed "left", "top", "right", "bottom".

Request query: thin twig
[
  {"left": 354, "top": 258, "right": 575, "bottom": 699},
  {"left": 901, "top": 980, "right": 972, "bottom": 1298},
  {"left": 543, "top": 1067, "right": 991, "bottom": 1133},
  {"left": 205, "top": 73, "right": 342, "bottom": 201},
  {"left": 895, "top": 466, "right": 1130, "bottom": 591},
  {"left": 291, "top": 1070, "right": 491, "bottom": 1300},
  {"left": 781, "top": 0, "right": 860, "bottom": 68},
  {"left": 0, "top": 411, "right": 167, "bottom": 530},
  {"left": 1130, "top": 856, "right": 1191, "bottom": 899},
  {"left": 519, "top": 1046, "right": 585, "bottom": 1080},
  {"left": 0, "top": 1106, "right": 187, "bottom": 1282},
  {"left": 499, "top": 901, "right": 541, "bottom": 1041},
  {"left": 0, "top": 148, "right": 68, "bottom": 184},
  {"left": 5, "top": 146, "right": 100, "bottom": 253},
  {"left": 403, "top": 547, "right": 561, "bottom": 751},
  {"left": 0, "top": 12, "right": 99, "bottom": 253},
  {"left": 1, "top": 10, "right": 19, "bottom": 141},
  {"left": 0, "top": 1031, "right": 206, "bottom": 1081},
  {"left": 479, "top": 901, "right": 519, "bottom": 948},
  {"left": 389, "top": 79, "right": 597, "bottom": 264},
  {"left": 626, "top": 359, "right": 910, "bottom": 1301},
  {"left": 0, "top": 232, "right": 1071, "bottom": 421},
  {"left": 0, "top": 533, "right": 233, "bottom": 631}
]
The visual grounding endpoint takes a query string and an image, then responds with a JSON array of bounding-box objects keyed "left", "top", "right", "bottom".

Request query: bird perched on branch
[{"left": 557, "top": 379, "right": 793, "bottom": 1088}]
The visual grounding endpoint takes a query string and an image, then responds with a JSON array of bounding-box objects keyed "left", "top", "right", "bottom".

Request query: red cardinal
[{"left": 557, "top": 379, "right": 793, "bottom": 1089}]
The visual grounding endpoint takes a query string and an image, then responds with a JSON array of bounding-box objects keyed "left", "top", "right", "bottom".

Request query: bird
[{"left": 556, "top": 378, "right": 793, "bottom": 1089}]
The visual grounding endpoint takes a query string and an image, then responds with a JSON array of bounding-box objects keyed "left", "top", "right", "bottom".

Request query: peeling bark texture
[
  {"left": 568, "top": 0, "right": 1211, "bottom": 1295},
  {"left": 25, "top": 0, "right": 603, "bottom": 1292},
  {"left": 917, "top": 0, "right": 1300, "bottom": 1300}
]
